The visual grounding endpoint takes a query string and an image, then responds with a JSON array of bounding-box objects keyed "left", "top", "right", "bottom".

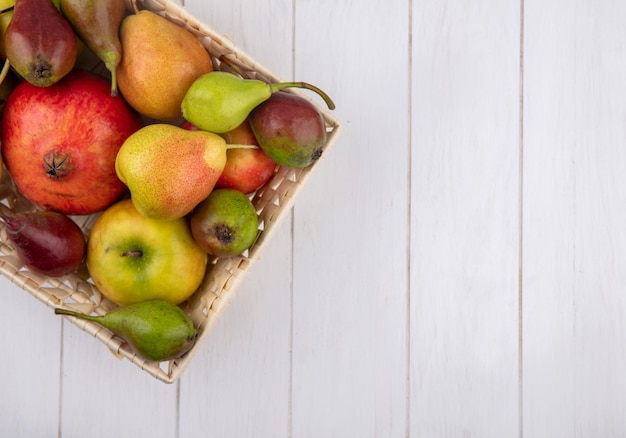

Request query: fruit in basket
[
  {"left": 1, "top": 210, "right": 86, "bottom": 277},
  {"left": 217, "top": 120, "right": 277, "bottom": 193},
  {"left": 0, "top": 68, "right": 143, "bottom": 215},
  {"left": 190, "top": 188, "right": 259, "bottom": 257},
  {"left": 86, "top": 199, "right": 207, "bottom": 306},
  {"left": 182, "top": 120, "right": 276, "bottom": 194},
  {"left": 4, "top": 0, "right": 77, "bottom": 87},
  {"left": 181, "top": 71, "right": 335, "bottom": 134},
  {"left": 0, "top": 0, "right": 15, "bottom": 60},
  {"left": 249, "top": 91, "right": 327, "bottom": 168},
  {"left": 60, "top": 0, "right": 126, "bottom": 96},
  {"left": 116, "top": 9, "right": 213, "bottom": 121},
  {"left": 55, "top": 299, "right": 198, "bottom": 362},
  {"left": 115, "top": 124, "right": 228, "bottom": 221}
]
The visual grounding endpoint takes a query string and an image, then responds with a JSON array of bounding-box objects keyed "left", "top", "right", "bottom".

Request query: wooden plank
[
  {"left": 0, "top": 277, "right": 61, "bottom": 436},
  {"left": 59, "top": 327, "right": 179, "bottom": 437},
  {"left": 178, "top": 0, "right": 294, "bottom": 436},
  {"left": 290, "top": 1, "right": 409, "bottom": 436},
  {"left": 410, "top": 1, "right": 521, "bottom": 436},
  {"left": 183, "top": 0, "right": 294, "bottom": 80},
  {"left": 180, "top": 227, "right": 292, "bottom": 436},
  {"left": 523, "top": 0, "right": 626, "bottom": 435}
]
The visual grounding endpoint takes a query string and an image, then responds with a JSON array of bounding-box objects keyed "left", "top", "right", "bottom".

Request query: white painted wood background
[{"left": 2, "top": 0, "right": 626, "bottom": 436}]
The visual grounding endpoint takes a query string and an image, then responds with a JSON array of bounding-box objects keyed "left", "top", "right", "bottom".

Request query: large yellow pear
[
  {"left": 115, "top": 124, "right": 228, "bottom": 221},
  {"left": 116, "top": 10, "right": 213, "bottom": 120}
]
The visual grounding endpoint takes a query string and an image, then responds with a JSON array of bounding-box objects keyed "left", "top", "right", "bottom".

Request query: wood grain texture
[
  {"left": 0, "top": 278, "right": 61, "bottom": 436},
  {"left": 523, "top": 0, "right": 626, "bottom": 436},
  {"left": 179, "top": 229, "right": 292, "bottom": 437},
  {"left": 411, "top": 1, "right": 521, "bottom": 436},
  {"left": 59, "top": 326, "right": 179, "bottom": 437},
  {"left": 291, "top": 1, "right": 409, "bottom": 436}
]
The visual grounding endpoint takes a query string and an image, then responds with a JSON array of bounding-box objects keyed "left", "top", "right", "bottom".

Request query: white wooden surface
[{"left": 2, "top": 0, "right": 626, "bottom": 436}]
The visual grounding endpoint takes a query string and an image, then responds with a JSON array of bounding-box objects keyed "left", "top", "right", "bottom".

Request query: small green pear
[
  {"left": 55, "top": 300, "right": 198, "bottom": 362},
  {"left": 190, "top": 188, "right": 259, "bottom": 257},
  {"left": 115, "top": 124, "right": 229, "bottom": 221},
  {"left": 181, "top": 71, "right": 335, "bottom": 134}
]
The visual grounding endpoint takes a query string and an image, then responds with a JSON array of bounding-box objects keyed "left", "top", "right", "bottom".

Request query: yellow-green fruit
[
  {"left": 0, "top": 0, "right": 15, "bottom": 60},
  {"left": 55, "top": 300, "right": 198, "bottom": 362},
  {"left": 190, "top": 188, "right": 259, "bottom": 257},
  {"left": 87, "top": 199, "right": 207, "bottom": 306},
  {"left": 115, "top": 124, "right": 228, "bottom": 221},
  {"left": 116, "top": 10, "right": 213, "bottom": 120}
]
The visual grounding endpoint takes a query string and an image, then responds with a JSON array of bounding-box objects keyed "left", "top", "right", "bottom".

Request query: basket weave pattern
[{"left": 0, "top": 0, "right": 341, "bottom": 383}]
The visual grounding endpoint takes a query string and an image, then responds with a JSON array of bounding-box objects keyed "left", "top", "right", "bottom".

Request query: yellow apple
[{"left": 86, "top": 199, "right": 208, "bottom": 306}]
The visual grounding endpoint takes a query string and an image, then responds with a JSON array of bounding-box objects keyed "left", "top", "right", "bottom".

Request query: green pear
[
  {"left": 181, "top": 71, "right": 335, "bottom": 134},
  {"left": 115, "top": 124, "right": 229, "bottom": 221},
  {"left": 55, "top": 300, "right": 197, "bottom": 362},
  {"left": 190, "top": 188, "right": 259, "bottom": 257}
]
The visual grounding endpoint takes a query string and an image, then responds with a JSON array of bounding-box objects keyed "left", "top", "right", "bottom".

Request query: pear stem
[
  {"left": 0, "top": 5, "right": 13, "bottom": 15},
  {"left": 102, "top": 52, "right": 120, "bottom": 97},
  {"left": 218, "top": 55, "right": 243, "bottom": 76},
  {"left": 55, "top": 308, "right": 101, "bottom": 323},
  {"left": 130, "top": 0, "right": 139, "bottom": 14},
  {"left": 225, "top": 144, "right": 258, "bottom": 151},
  {"left": 111, "top": 76, "right": 118, "bottom": 97},
  {"left": 269, "top": 82, "right": 336, "bottom": 110}
]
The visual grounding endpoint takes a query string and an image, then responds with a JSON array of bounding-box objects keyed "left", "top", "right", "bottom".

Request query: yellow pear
[
  {"left": 115, "top": 124, "right": 228, "bottom": 221},
  {"left": 116, "top": 10, "right": 213, "bottom": 121}
]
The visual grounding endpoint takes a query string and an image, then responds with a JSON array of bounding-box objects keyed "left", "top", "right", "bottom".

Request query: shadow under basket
[{"left": 0, "top": 0, "right": 341, "bottom": 383}]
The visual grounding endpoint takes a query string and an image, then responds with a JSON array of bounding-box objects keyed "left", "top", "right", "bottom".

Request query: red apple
[
  {"left": 181, "top": 119, "right": 277, "bottom": 194},
  {"left": 180, "top": 120, "right": 201, "bottom": 131},
  {"left": 1, "top": 68, "right": 143, "bottom": 215}
]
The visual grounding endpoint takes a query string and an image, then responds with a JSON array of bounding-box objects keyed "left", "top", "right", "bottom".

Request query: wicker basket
[{"left": 0, "top": 0, "right": 341, "bottom": 383}]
